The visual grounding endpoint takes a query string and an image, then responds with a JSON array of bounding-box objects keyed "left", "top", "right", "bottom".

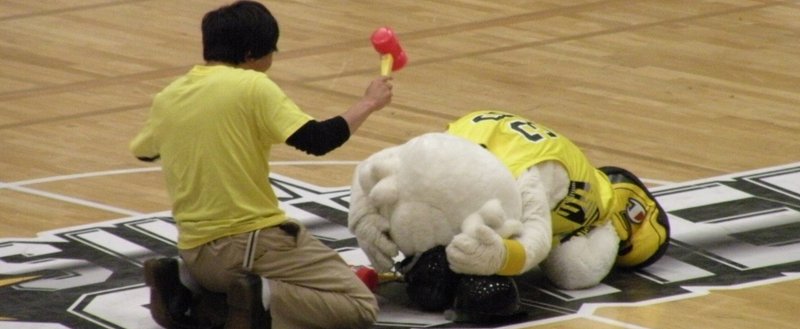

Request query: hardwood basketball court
[{"left": 1, "top": 1, "right": 799, "bottom": 328}]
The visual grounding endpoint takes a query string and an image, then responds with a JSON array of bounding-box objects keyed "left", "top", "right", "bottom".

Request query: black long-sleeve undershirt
[
  {"left": 286, "top": 116, "right": 351, "bottom": 156},
  {"left": 135, "top": 117, "right": 349, "bottom": 162}
]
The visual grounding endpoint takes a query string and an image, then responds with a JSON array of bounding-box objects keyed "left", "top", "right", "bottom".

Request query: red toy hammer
[{"left": 371, "top": 27, "right": 408, "bottom": 76}]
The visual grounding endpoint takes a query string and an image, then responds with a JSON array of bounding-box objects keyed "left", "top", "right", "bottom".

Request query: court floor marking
[
  {"left": 2, "top": 161, "right": 363, "bottom": 187},
  {"left": 496, "top": 273, "right": 800, "bottom": 329},
  {"left": 0, "top": 161, "right": 371, "bottom": 216},
  {"left": 7, "top": 185, "right": 142, "bottom": 216},
  {"left": 6, "top": 164, "right": 800, "bottom": 327},
  {"left": 0, "top": 161, "right": 678, "bottom": 328}
]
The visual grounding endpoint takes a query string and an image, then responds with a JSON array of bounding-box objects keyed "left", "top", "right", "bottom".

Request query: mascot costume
[{"left": 348, "top": 110, "right": 670, "bottom": 322}]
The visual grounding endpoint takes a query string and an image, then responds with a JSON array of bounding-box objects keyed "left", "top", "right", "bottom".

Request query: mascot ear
[
  {"left": 357, "top": 149, "right": 399, "bottom": 192},
  {"left": 368, "top": 176, "right": 398, "bottom": 209},
  {"left": 349, "top": 147, "right": 403, "bottom": 272}
]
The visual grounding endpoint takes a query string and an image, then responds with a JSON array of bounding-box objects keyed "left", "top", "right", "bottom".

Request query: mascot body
[{"left": 348, "top": 111, "right": 670, "bottom": 321}]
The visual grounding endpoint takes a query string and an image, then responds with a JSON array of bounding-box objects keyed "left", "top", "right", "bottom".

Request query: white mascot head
[{"left": 348, "top": 132, "right": 521, "bottom": 271}]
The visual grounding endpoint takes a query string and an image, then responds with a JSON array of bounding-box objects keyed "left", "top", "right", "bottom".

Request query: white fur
[
  {"left": 348, "top": 148, "right": 401, "bottom": 271},
  {"left": 447, "top": 200, "right": 521, "bottom": 275},
  {"left": 349, "top": 132, "right": 622, "bottom": 289},
  {"left": 348, "top": 133, "right": 521, "bottom": 273},
  {"left": 540, "top": 221, "right": 620, "bottom": 290},
  {"left": 531, "top": 161, "right": 569, "bottom": 209},
  {"left": 513, "top": 167, "right": 556, "bottom": 272}
]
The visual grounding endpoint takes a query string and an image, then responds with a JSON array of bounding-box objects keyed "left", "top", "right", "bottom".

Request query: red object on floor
[{"left": 354, "top": 266, "right": 379, "bottom": 292}]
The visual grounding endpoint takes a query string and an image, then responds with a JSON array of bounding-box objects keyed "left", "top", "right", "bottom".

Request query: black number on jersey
[
  {"left": 472, "top": 112, "right": 515, "bottom": 122},
  {"left": 472, "top": 112, "right": 558, "bottom": 143},
  {"left": 510, "top": 121, "right": 556, "bottom": 143}
]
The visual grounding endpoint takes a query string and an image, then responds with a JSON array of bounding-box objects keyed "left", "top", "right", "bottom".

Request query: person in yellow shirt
[{"left": 130, "top": 1, "right": 392, "bottom": 328}]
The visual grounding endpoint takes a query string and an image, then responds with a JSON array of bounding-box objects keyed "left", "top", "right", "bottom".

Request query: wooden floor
[{"left": 1, "top": 0, "right": 799, "bottom": 328}]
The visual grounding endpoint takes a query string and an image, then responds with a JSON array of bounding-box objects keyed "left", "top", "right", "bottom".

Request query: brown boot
[
  {"left": 190, "top": 288, "right": 228, "bottom": 329},
  {"left": 143, "top": 258, "right": 196, "bottom": 329},
  {"left": 224, "top": 274, "right": 270, "bottom": 329}
]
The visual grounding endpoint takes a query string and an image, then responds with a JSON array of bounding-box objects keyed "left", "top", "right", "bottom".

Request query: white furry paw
[
  {"left": 446, "top": 213, "right": 506, "bottom": 275},
  {"left": 468, "top": 199, "right": 523, "bottom": 238},
  {"left": 541, "top": 222, "right": 618, "bottom": 290}
]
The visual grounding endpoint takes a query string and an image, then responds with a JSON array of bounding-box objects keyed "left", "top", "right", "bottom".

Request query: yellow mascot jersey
[{"left": 447, "top": 110, "right": 615, "bottom": 240}]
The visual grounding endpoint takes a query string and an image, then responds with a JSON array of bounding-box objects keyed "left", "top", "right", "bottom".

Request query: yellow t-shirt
[
  {"left": 447, "top": 110, "right": 614, "bottom": 239},
  {"left": 130, "top": 65, "right": 312, "bottom": 249}
]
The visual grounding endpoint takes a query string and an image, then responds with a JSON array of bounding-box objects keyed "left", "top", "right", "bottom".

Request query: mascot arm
[
  {"left": 348, "top": 152, "right": 401, "bottom": 272},
  {"left": 508, "top": 165, "right": 557, "bottom": 275},
  {"left": 445, "top": 165, "right": 562, "bottom": 276}
]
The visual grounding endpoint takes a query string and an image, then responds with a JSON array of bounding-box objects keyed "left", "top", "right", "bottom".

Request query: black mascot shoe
[
  {"left": 399, "top": 245, "right": 461, "bottom": 312},
  {"left": 447, "top": 275, "right": 524, "bottom": 323},
  {"left": 143, "top": 257, "right": 196, "bottom": 329}
]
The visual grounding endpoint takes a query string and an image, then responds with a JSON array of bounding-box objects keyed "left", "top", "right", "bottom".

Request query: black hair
[{"left": 201, "top": 1, "right": 279, "bottom": 64}]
